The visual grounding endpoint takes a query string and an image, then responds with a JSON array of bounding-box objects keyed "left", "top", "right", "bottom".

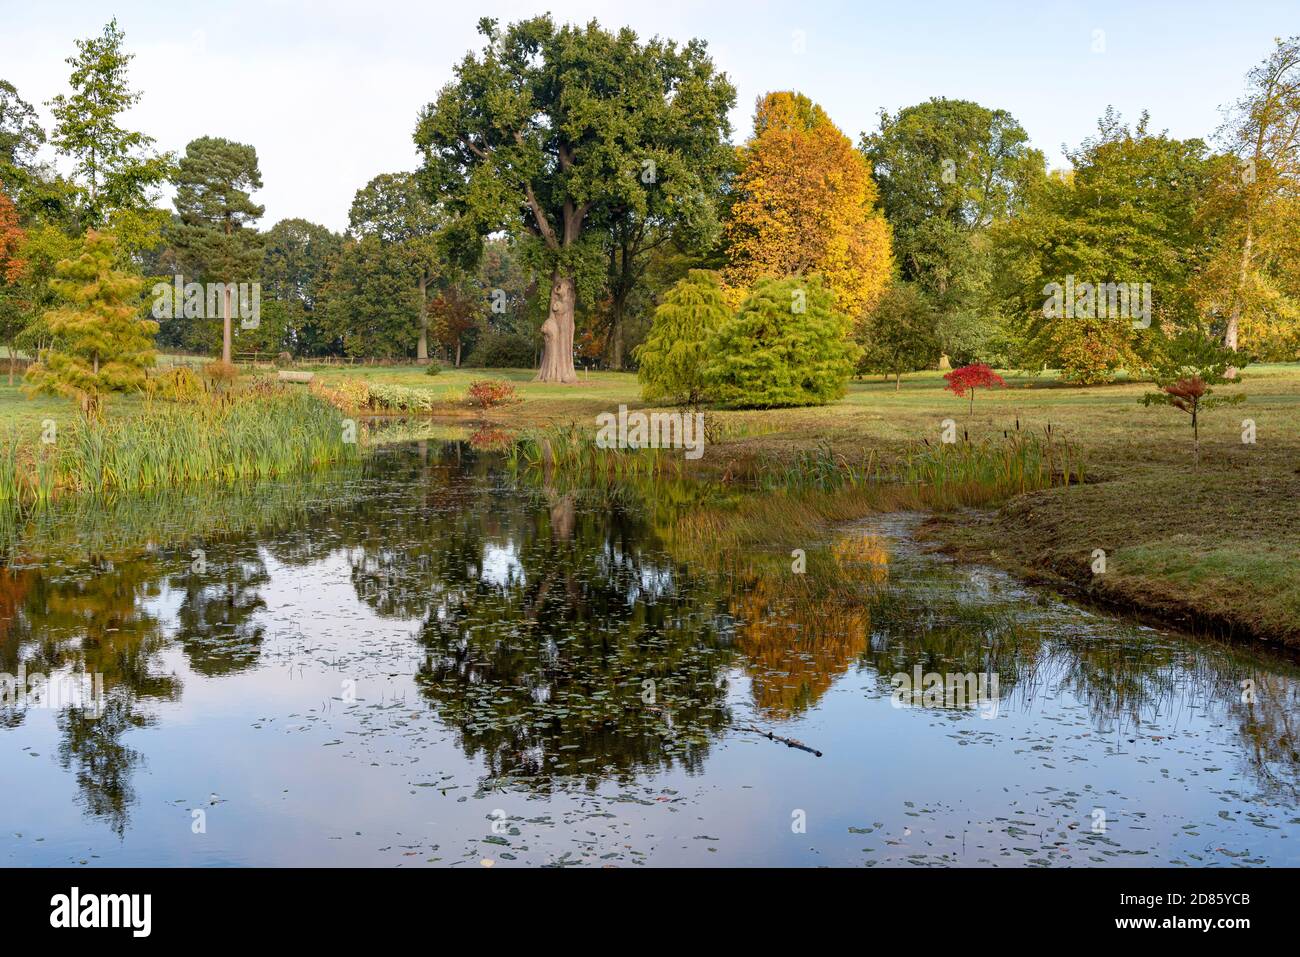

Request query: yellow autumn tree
[{"left": 723, "top": 92, "right": 893, "bottom": 317}]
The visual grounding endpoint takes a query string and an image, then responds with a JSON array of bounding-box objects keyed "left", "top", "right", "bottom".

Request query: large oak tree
[{"left": 414, "top": 15, "right": 734, "bottom": 382}]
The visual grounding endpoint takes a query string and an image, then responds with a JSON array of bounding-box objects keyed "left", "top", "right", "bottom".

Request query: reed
[
  {"left": 0, "top": 387, "right": 359, "bottom": 508},
  {"left": 514, "top": 420, "right": 1080, "bottom": 508},
  {"left": 514, "top": 422, "right": 683, "bottom": 482},
  {"left": 896, "top": 425, "right": 1083, "bottom": 508}
]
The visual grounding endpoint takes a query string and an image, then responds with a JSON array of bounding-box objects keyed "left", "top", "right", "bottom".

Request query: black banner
[{"left": 1, "top": 866, "right": 1279, "bottom": 943}]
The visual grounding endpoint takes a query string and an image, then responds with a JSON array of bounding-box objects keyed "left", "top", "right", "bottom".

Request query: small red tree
[{"left": 943, "top": 363, "right": 1006, "bottom": 415}]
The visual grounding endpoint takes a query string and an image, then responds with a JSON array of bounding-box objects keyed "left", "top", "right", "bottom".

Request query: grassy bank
[
  {"left": 481, "top": 361, "right": 1298, "bottom": 648},
  {"left": 4, "top": 360, "right": 1299, "bottom": 647}
]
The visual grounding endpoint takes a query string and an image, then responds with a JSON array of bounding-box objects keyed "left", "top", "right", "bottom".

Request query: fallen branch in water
[{"left": 740, "top": 725, "right": 822, "bottom": 757}]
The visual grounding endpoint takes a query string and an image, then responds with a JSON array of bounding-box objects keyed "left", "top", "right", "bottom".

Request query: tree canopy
[
  {"left": 25, "top": 230, "right": 156, "bottom": 414},
  {"left": 636, "top": 268, "right": 731, "bottom": 407},
  {"left": 724, "top": 92, "right": 892, "bottom": 319},
  {"left": 169, "top": 136, "right": 265, "bottom": 362},
  {"left": 46, "top": 18, "right": 171, "bottom": 250},
  {"left": 704, "top": 275, "right": 860, "bottom": 409},
  {"left": 414, "top": 15, "right": 735, "bottom": 382}
]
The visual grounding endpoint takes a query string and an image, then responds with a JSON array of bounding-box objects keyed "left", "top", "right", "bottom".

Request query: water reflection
[{"left": 1, "top": 442, "right": 1298, "bottom": 857}]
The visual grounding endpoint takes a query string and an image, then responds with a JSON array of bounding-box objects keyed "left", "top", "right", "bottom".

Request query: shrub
[
  {"left": 203, "top": 360, "right": 239, "bottom": 387},
  {"left": 424, "top": 362, "right": 441, "bottom": 376},
  {"left": 704, "top": 275, "right": 860, "bottom": 409},
  {"left": 468, "top": 425, "right": 514, "bottom": 451},
  {"left": 367, "top": 383, "right": 436, "bottom": 412},
  {"left": 145, "top": 366, "right": 206, "bottom": 403},
  {"left": 310, "top": 377, "right": 370, "bottom": 411},
  {"left": 1140, "top": 329, "right": 1246, "bottom": 465},
  {"left": 635, "top": 269, "right": 730, "bottom": 408},
  {"left": 473, "top": 328, "right": 536, "bottom": 368},
  {"left": 467, "top": 379, "right": 519, "bottom": 408}
]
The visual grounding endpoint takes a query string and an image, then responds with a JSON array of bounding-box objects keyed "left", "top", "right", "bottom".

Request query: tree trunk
[
  {"left": 1225, "top": 226, "right": 1252, "bottom": 379},
  {"left": 1192, "top": 403, "right": 1200, "bottom": 467},
  {"left": 455, "top": 338, "right": 461, "bottom": 367},
  {"left": 7, "top": 342, "right": 14, "bottom": 386},
  {"left": 417, "top": 273, "right": 428, "bottom": 362},
  {"left": 608, "top": 295, "right": 626, "bottom": 371},
  {"left": 222, "top": 286, "right": 233, "bottom": 365},
  {"left": 895, "top": 372, "right": 901, "bottom": 391},
  {"left": 535, "top": 268, "right": 578, "bottom": 384}
]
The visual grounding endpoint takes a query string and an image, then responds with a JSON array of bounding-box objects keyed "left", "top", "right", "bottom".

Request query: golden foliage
[{"left": 724, "top": 92, "right": 893, "bottom": 318}]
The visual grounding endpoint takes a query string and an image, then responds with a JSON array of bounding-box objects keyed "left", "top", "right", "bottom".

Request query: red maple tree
[{"left": 943, "top": 362, "right": 1006, "bottom": 414}]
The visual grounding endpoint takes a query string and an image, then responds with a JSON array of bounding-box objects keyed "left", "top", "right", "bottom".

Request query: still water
[{"left": 2, "top": 442, "right": 1298, "bottom": 866}]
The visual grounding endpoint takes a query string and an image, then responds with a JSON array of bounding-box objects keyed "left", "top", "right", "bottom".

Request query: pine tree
[
  {"left": 25, "top": 230, "right": 156, "bottom": 415},
  {"left": 705, "top": 275, "right": 860, "bottom": 409},
  {"left": 169, "top": 136, "right": 264, "bottom": 363},
  {"left": 47, "top": 18, "right": 171, "bottom": 246},
  {"left": 635, "top": 270, "right": 731, "bottom": 408}
]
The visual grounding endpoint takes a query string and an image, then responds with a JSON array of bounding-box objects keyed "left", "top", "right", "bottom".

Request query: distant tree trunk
[
  {"left": 536, "top": 268, "right": 578, "bottom": 383},
  {"left": 609, "top": 298, "right": 625, "bottom": 371},
  {"left": 895, "top": 371, "right": 901, "bottom": 391},
  {"left": 1192, "top": 402, "right": 1201, "bottom": 467},
  {"left": 417, "top": 273, "right": 429, "bottom": 361},
  {"left": 1225, "top": 226, "right": 1252, "bottom": 379},
  {"left": 222, "top": 286, "right": 233, "bottom": 364},
  {"left": 455, "top": 338, "right": 462, "bottom": 367},
  {"left": 7, "top": 342, "right": 15, "bottom": 385}
]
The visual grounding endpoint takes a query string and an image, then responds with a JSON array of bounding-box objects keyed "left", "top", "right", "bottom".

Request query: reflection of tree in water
[
  {"left": 729, "top": 531, "right": 889, "bottom": 717},
  {"left": 0, "top": 565, "right": 34, "bottom": 671},
  {"left": 382, "top": 463, "right": 737, "bottom": 791},
  {"left": 2, "top": 555, "right": 174, "bottom": 834},
  {"left": 57, "top": 688, "right": 150, "bottom": 838},
  {"left": 1219, "top": 664, "right": 1300, "bottom": 801},
  {"left": 731, "top": 575, "right": 870, "bottom": 718},
  {"left": 843, "top": 538, "right": 1300, "bottom": 798},
  {"left": 170, "top": 544, "right": 270, "bottom": 676},
  {"left": 0, "top": 467, "right": 363, "bottom": 834},
  {"left": 17, "top": 557, "right": 179, "bottom": 701}
]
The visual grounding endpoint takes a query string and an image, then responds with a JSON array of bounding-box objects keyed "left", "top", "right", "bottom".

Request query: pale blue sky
[{"left": 1, "top": 0, "right": 1293, "bottom": 231}]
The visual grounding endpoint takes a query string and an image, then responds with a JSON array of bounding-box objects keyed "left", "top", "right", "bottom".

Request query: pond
[{"left": 2, "top": 441, "right": 1298, "bottom": 867}]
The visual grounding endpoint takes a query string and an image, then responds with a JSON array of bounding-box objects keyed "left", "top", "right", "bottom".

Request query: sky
[{"left": 1, "top": 0, "right": 1294, "bottom": 232}]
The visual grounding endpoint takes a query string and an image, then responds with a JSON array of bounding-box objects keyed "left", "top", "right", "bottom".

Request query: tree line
[{"left": 1, "top": 16, "right": 1297, "bottom": 395}]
